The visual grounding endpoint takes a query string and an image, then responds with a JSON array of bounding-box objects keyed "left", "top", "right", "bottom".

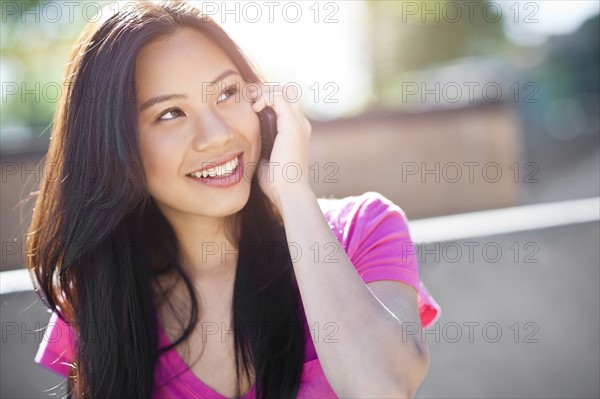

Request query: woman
[{"left": 27, "top": 1, "right": 440, "bottom": 398}]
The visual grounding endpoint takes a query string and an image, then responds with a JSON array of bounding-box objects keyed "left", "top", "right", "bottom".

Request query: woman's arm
[
  {"left": 249, "top": 84, "right": 429, "bottom": 397},
  {"left": 274, "top": 188, "right": 429, "bottom": 398}
]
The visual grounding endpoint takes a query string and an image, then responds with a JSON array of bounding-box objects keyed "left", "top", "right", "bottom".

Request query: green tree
[{"left": 365, "top": 0, "right": 509, "bottom": 106}]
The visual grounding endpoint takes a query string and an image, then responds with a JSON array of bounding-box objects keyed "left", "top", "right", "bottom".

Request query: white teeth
[{"left": 189, "top": 156, "right": 239, "bottom": 178}]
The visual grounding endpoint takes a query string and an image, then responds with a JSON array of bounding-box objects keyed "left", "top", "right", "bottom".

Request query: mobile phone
[{"left": 258, "top": 106, "right": 278, "bottom": 159}]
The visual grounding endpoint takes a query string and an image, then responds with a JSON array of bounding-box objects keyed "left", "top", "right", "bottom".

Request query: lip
[
  {"left": 186, "top": 150, "right": 243, "bottom": 176},
  {"left": 186, "top": 152, "right": 244, "bottom": 188}
]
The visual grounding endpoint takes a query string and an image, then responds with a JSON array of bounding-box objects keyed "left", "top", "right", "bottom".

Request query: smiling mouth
[{"left": 186, "top": 155, "right": 240, "bottom": 179}]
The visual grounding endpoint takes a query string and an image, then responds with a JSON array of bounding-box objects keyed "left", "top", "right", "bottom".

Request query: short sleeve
[
  {"left": 34, "top": 311, "right": 76, "bottom": 378},
  {"left": 323, "top": 192, "right": 441, "bottom": 328}
]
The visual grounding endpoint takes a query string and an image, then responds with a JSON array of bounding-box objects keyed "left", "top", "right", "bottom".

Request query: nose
[{"left": 191, "top": 110, "right": 234, "bottom": 151}]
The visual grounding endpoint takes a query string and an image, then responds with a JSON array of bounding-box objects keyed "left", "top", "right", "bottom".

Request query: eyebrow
[{"left": 138, "top": 69, "right": 239, "bottom": 113}]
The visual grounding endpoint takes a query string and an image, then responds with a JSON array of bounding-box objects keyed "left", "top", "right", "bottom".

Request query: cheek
[
  {"left": 138, "top": 135, "right": 180, "bottom": 192},
  {"left": 231, "top": 102, "right": 261, "bottom": 143}
]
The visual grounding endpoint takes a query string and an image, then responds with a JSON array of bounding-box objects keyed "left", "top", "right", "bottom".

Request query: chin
[{"left": 204, "top": 187, "right": 251, "bottom": 217}]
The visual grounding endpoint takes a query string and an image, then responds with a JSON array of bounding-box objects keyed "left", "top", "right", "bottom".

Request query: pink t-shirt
[{"left": 35, "top": 191, "right": 441, "bottom": 398}]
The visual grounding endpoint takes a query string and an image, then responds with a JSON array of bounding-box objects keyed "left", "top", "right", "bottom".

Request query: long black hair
[{"left": 25, "top": 1, "right": 306, "bottom": 397}]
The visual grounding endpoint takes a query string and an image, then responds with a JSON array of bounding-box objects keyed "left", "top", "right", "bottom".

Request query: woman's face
[{"left": 135, "top": 27, "right": 261, "bottom": 220}]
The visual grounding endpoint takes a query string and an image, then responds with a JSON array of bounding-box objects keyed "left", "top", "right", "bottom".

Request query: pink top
[{"left": 35, "top": 191, "right": 441, "bottom": 398}]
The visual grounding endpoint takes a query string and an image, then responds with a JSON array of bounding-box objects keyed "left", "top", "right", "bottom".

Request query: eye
[
  {"left": 217, "top": 84, "right": 238, "bottom": 104},
  {"left": 157, "top": 107, "right": 184, "bottom": 122}
]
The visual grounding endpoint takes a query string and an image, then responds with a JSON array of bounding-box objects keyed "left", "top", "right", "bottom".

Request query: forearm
[{"left": 274, "top": 188, "right": 427, "bottom": 397}]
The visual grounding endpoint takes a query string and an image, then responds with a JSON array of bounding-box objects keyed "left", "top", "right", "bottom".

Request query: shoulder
[
  {"left": 318, "top": 192, "right": 441, "bottom": 328},
  {"left": 318, "top": 190, "right": 405, "bottom": 212},
  {"left": 317, "top": 191, "right": 408, "bottom": 229},
  {"left": 34, "top": 311, "right": 77, "bottom": 378},
  {"left": 317, "top": 191, "right": 410, "bottom": 249}
]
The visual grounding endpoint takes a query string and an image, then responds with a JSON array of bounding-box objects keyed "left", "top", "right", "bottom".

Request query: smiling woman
[
  {"left": 26, "top": 1, "right": 439, "bottom": 398},
  {"left": 135, "top": 27, "right": 261, "bottom": 225}
]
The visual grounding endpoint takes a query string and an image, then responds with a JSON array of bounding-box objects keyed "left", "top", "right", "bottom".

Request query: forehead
[{"left": 135, "top": 27, "right": 237, "bottom": 94}]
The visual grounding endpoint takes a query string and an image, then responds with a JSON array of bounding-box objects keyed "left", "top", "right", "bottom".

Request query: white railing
[{"left": 2, "top": 196, "right": 598, "bottom": 295}]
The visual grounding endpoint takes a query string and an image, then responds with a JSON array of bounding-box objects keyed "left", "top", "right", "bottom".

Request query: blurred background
[{"left": 1, "top": 0, "right": 599, "bottom": 398}]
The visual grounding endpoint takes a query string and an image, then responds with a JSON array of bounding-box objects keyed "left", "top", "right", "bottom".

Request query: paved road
[{"left": 417, "top": 221, "right": 600, "bottom": 398}]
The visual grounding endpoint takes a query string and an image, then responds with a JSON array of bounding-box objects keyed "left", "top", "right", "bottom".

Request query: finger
[
  {"left": 280, "top": 85, "right": 303, "bottom": 114},
  {"left": 253, "top": 93, "right": 293, "bottom": 115},
  {"left": 252, "top": 89, "right": 294, "bottom": 117},
  {"left": 248, "top": 84, "right": 307, "bottom": 132},
  {"left": 249, "top": 84, "right": 294, "bottom": 107}
]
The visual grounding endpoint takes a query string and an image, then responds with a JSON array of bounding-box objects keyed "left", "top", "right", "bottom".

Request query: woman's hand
[{"left": 247, "top": 83, "right": 313, "bottom": 209}]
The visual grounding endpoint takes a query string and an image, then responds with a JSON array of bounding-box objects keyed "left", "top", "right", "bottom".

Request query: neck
[{"left": 158, "top": 204, "right": 241, "bottom": 282}]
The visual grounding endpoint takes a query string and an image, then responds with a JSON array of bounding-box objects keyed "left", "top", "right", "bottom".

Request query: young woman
[{"left": 27, "top": 1, "right": 440, "bottom": 398}]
